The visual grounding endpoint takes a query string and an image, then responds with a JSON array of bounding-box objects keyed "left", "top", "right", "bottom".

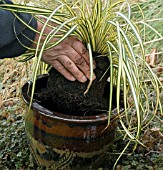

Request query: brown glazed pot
[{"left": 22, "top": 74, "right": 119, "bottom": 170}]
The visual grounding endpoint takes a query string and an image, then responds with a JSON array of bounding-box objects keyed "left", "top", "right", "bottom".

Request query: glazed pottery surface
[{"left": 22, "top": 75, "right": 118, "bottom": 169}]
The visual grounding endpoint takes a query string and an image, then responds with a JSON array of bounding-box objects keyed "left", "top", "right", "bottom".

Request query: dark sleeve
[{"left": 0, "top": 0, "right": 37, "bottom": 59}]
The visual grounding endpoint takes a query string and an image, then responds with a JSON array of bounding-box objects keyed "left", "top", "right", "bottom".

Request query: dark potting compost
[{"left": 34, "top": 55, "right": 117, "bottom": 116}]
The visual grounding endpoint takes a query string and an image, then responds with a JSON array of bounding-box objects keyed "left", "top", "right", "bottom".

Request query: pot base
[{"left": 28, "top": 135, "right": 112, "bottom": 169}]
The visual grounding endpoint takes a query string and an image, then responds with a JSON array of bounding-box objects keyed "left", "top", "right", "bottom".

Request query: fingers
[
  {"left": 71, "top": 38, "right": 96, "bottom": 67},
  {"left": 72, "top": 40, "right": 90, "bottom": 65},
  {"left": 42, "top": 36, "right": 96, "bottom": 83},
  {"left": 66, "top": 49, "right": 96, "bottom": 80},
  {"left": 58, "top": 55, "right": 88, "bottom": 83},
  {"left": 50, "top": 59, "right": 76, "bottom": 81},
  {"left": 66, "top": 39, "right": 96, "bottom": 80}
]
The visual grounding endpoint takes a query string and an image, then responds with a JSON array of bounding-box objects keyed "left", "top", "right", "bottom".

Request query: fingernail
[
  {"left": 81, "top": 75, "right": 87, "bottom": 83},
  {"left": 70, "top": 76, "right": 76, "bottom": 81}
]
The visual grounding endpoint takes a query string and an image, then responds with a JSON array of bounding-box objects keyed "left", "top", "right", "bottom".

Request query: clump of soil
[{"left": 36, "top": 55, "right": 117, "bottom": 116}]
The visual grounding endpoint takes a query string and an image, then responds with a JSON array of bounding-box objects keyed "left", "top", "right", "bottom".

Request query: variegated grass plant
[{"left": 1, "top": 0, "right": 162, "bottom": 167}]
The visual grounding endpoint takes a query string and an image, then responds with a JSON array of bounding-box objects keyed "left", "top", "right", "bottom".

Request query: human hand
[
  {"left": 42, "top": 36, "right": 96, "bottom": 83},
  {"left": 32, "top": 20, "right": 96, "bottom": 83}
]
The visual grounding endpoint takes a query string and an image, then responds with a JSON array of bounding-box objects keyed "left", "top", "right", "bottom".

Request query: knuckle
[
  {"left": 73, "top": 41, "right": 87, "bottom": 54},
  {"left": 80, "top": 46, "right": 87, "bottom": 55},
  {"left": 75, "top": 57, "right": 86, "bottom": 67},
  {"left": 76, "top": 41, "right": 87, "bottom": 54},
  {"left": 65, "top": 60, "right": 74, "bottom": 69}
]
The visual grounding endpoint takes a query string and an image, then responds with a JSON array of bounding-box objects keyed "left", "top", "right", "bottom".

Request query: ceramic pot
[{"left": 22, "top": 74, "right": 119, "bottom": 169}]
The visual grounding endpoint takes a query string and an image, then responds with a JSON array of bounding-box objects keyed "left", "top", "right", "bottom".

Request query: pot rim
[{"left": 22, "top": 74, "right": 123, "bottom": 124}]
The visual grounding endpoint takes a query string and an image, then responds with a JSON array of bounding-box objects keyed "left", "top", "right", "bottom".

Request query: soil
[{"left": 36, "top": 55, "right": 117, "bottom": 116}]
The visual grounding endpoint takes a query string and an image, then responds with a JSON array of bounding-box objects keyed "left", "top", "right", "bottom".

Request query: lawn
[{"left": 0, "top": 0, "right": 163, "bottom": 169}]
